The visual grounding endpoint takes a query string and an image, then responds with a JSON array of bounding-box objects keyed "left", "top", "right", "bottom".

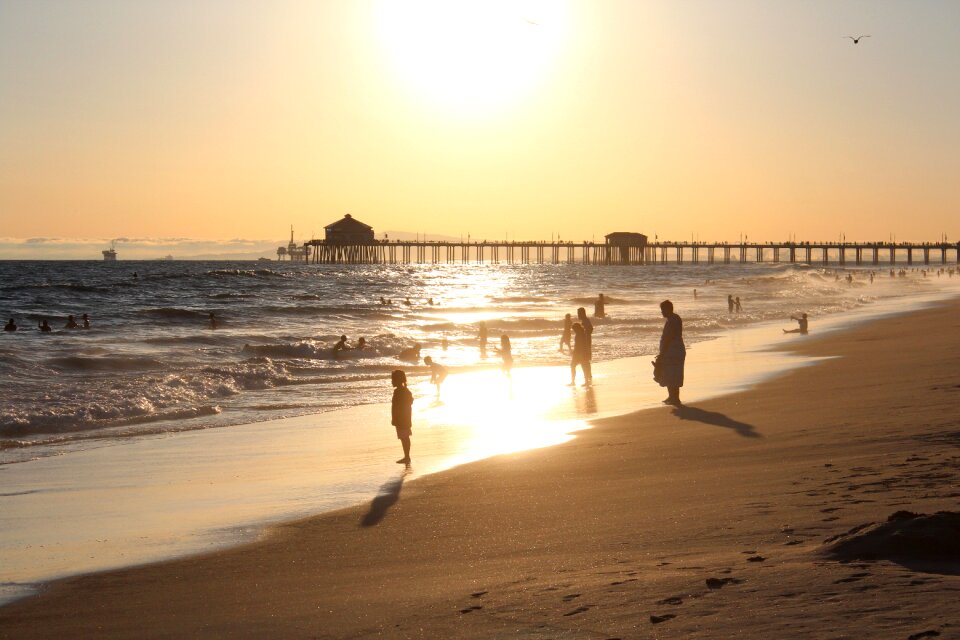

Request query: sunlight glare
[
  {"left": 414, "top": 365, "right": 588, "bottom": 468},
  {"left": 373, "top": 0, "right": 570, "bottom": 116}
]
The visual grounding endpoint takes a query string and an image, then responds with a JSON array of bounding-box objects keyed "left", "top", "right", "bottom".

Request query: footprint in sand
[
  {"left": 470, "top": 591, "right": 487, "bottom": 598},
  {"left": 747, "top": 555, "right": 766, "bottom": 562},
  {"left": 459, "top": 605, "right": 483, "bottom": 614},
  {"left": 705, "top": 577, "right": 744, "bottom": 589},
  {"left": 656, "top": 596, "right": 684, "bottom": 605},
  {"left": 609, "top": 578, "right": 637, "bottom": 586},
  {"left": 907, "top": 631, "right": 940, "bottom": 640},
  {"left": 562, "top": 593, "right": 581, "bottom": 602},
  {"left": 563, "top": 606, "right": 591, "bottom": 617},
  {"left": 833, "top": 572, "right": 870, "bottom": 584},
  {"left": 649, "top": 613, "right": 676, "bottom": 624}
]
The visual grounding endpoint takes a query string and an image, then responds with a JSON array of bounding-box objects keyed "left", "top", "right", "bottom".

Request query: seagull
[{"left": 845, "top": 35, "right": 871, "bottom": 44}]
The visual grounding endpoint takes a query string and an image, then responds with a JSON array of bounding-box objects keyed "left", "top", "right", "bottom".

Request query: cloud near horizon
[{"left": 0, "top": 237, "right": 283, "bottom": 260}]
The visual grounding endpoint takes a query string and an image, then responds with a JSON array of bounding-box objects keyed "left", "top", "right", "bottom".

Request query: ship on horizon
[{"left": 102, "top": 241, "right": 117, "bottom": 261}]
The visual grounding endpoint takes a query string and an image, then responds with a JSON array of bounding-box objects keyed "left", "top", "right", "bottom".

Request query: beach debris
[
  {"left": 747, "top": 555, "right": 766, "bottom": 562},
  {"left": 907, "top": 631, "right": 941, "bottom": 640},
  {"left": 823, "top": 511, "right": 960, "bottom": 563}
]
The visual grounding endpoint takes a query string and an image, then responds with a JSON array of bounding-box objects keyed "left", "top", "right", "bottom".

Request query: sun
[{"left": 373, "top": 0, "right": 570, "bottom": 116}]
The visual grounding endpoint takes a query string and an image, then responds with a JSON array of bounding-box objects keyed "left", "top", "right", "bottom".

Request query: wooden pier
[{"left": 302, "top": 240, "right": 960, "bottom": 267}]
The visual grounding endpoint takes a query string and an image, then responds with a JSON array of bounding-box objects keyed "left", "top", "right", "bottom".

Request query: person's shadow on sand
[
  {"left": 671, "top": 405, "right": 761, "bottom": 439},
  {"left": 360, "top": 471, "right": 409, "bottom": 527}
]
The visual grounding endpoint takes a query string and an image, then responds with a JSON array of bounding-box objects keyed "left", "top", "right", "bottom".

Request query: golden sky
[{"left": 1, "top": 0, "right": 958, "bottom": 252}]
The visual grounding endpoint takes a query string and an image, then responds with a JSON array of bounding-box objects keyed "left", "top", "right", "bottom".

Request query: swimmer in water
[
  {"left": 39, "top": 319, "right": 52, "bottom": 332},
  {"left": 398, "top": 343, "right": 422, "bottom": 363}
]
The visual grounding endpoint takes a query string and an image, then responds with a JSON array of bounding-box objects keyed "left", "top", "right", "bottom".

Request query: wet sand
[{"left": 2, "top": 298, "right": 960, "bottom": 638}]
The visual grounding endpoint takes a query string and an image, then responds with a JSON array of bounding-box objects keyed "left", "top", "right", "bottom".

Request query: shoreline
[
  {"left": 1, "top": 288, "right": 959, "bottom": 610},
  {"left": 3, "top": 295, "right": 959, "bottom": 636}
]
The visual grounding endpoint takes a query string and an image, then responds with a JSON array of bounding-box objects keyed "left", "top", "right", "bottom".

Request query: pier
[{"left": 302, "top": 240, "right": 960, "bottom": 267}]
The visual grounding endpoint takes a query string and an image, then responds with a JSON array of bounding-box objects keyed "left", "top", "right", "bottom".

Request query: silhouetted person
[
  {"left": 735, "top": 296, "right": 742, "bottom": 313},
  {"left": 478, "top": 321, "right": 488, "bottom": 354},
  {"left": 570, "top": 322, "right": 591, "bottom": 386},
  {"left": 380, "top": 297, "right": 388, "bottom": 305},
  {"left": 355, "top": 337, "right": 367, "bottom": 350},
  {"left": 594, "top": 293, "right": 606, "bottom": 318},
  {"left": 693, "top": 288, "right": 698, "bottom": 299},
  {"left": 500, "top": 334, "right": 513, "bottom": 377},
  {"left": 4, "top": 318, "right": 17, "bottom": 332},
  {"left": 576, "top": 307, "right": 593, "bottom": 384},
  {"left": 391, "top": 370, "right": 413, "bottom": 465},
  {"left": 441, "top": 333, "right": 448, "bottom": 351},
  {"left": 208, "top": 312, "right": 217, "bottom": 330},
  {"left": 82, "top": 313, "right": 90, "bottom": 329},
  {"left": 398, "top": 343, "right": 421, "bottom": 363},
  {"left": 559, "top": 313, "right": 572, "bottom": 353},
  {"left": 783, "top": 313, "right": 808, "bottom": 335},
  {"left": 39, "top": 319, "right": 52, "bottom": 332},
  {"left": 727, "top": 295, "right": 735, "bottom": 313},
  {"left": 132, "top": 272, "right": 138, "bottom": 280},
  {"left": 423, "top": 356, "right": 447, "bottom": 397},
  {"left": 333, "top": 335, "right": 349, "bottom": 358},
  {"left": 428, "top": 297, "right": 435, "bottom": 306},
  {"left": 655, "top": 300, "right": 685, "bottom": 406},
  {"left": 64, "top": 315, "right": 79, "bottom": 329}
]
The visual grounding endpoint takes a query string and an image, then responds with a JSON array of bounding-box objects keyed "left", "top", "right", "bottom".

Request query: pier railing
[{"left": 300, "top": 240, "right": 960, "bottom": 266}]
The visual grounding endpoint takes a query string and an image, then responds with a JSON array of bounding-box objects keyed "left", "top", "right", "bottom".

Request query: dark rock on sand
[{"left": 824, "top": 511, "right": 960, "bottom": 561}]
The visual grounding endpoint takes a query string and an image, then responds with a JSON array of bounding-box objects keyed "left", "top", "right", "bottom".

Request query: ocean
[{"left": 1, "top": 259, "right": 954, "bottom": 467}]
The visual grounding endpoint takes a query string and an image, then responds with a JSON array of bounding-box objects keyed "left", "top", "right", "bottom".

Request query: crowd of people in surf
[
  {"left": 386, "top": 266, "right": 958, "bottom": 465},
  {"left": 388, "top": 293, "right": 687, "bottom": 465}
]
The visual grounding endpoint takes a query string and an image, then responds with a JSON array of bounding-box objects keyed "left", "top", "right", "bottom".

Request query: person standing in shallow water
[
  {"left": 478, "top": 321, "right": 488, "bottom": 354},
  {"left": 559, "top": 313, "right": 572, "bottom": 353},
  {"left": 576, "top": 307, "right": 593, "bottom": 384},
  {"left": 655, "top": 300, "right": 686, "bottom": 406},
  {"left": 570, "top": 322, "right": 591, "bottom": 386},
  {"left": 500, "top": 334, "right": 513, "bottom": 377},
  {"left": 391, "top": 370, "right": 413, "bottom": 465}
]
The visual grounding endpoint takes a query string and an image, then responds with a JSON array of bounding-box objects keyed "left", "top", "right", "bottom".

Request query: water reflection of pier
[{"left": 302, "top": 239, "right": 960, "bottom": 266}]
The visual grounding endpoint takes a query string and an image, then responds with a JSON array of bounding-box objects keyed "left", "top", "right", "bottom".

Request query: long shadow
[
  {"left": 360, "top": 472, "right": 408, "bottom": 527},
  {"left": 671, "top": 405, "right": 761, "bottom": 439}
]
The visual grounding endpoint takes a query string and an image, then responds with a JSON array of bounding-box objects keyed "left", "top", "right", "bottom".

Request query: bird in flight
[{"left": 845, "top": 35, "right": 871, "bottom": 44}]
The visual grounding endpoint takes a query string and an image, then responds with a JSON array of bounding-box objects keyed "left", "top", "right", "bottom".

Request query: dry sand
[{"left": 2, "top": 299, "right": 959, "bottom": 639}]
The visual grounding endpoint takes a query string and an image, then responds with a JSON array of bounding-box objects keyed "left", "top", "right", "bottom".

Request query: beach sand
[{"left": 2, "top": 299, "right": 959, "bottom": 639}]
